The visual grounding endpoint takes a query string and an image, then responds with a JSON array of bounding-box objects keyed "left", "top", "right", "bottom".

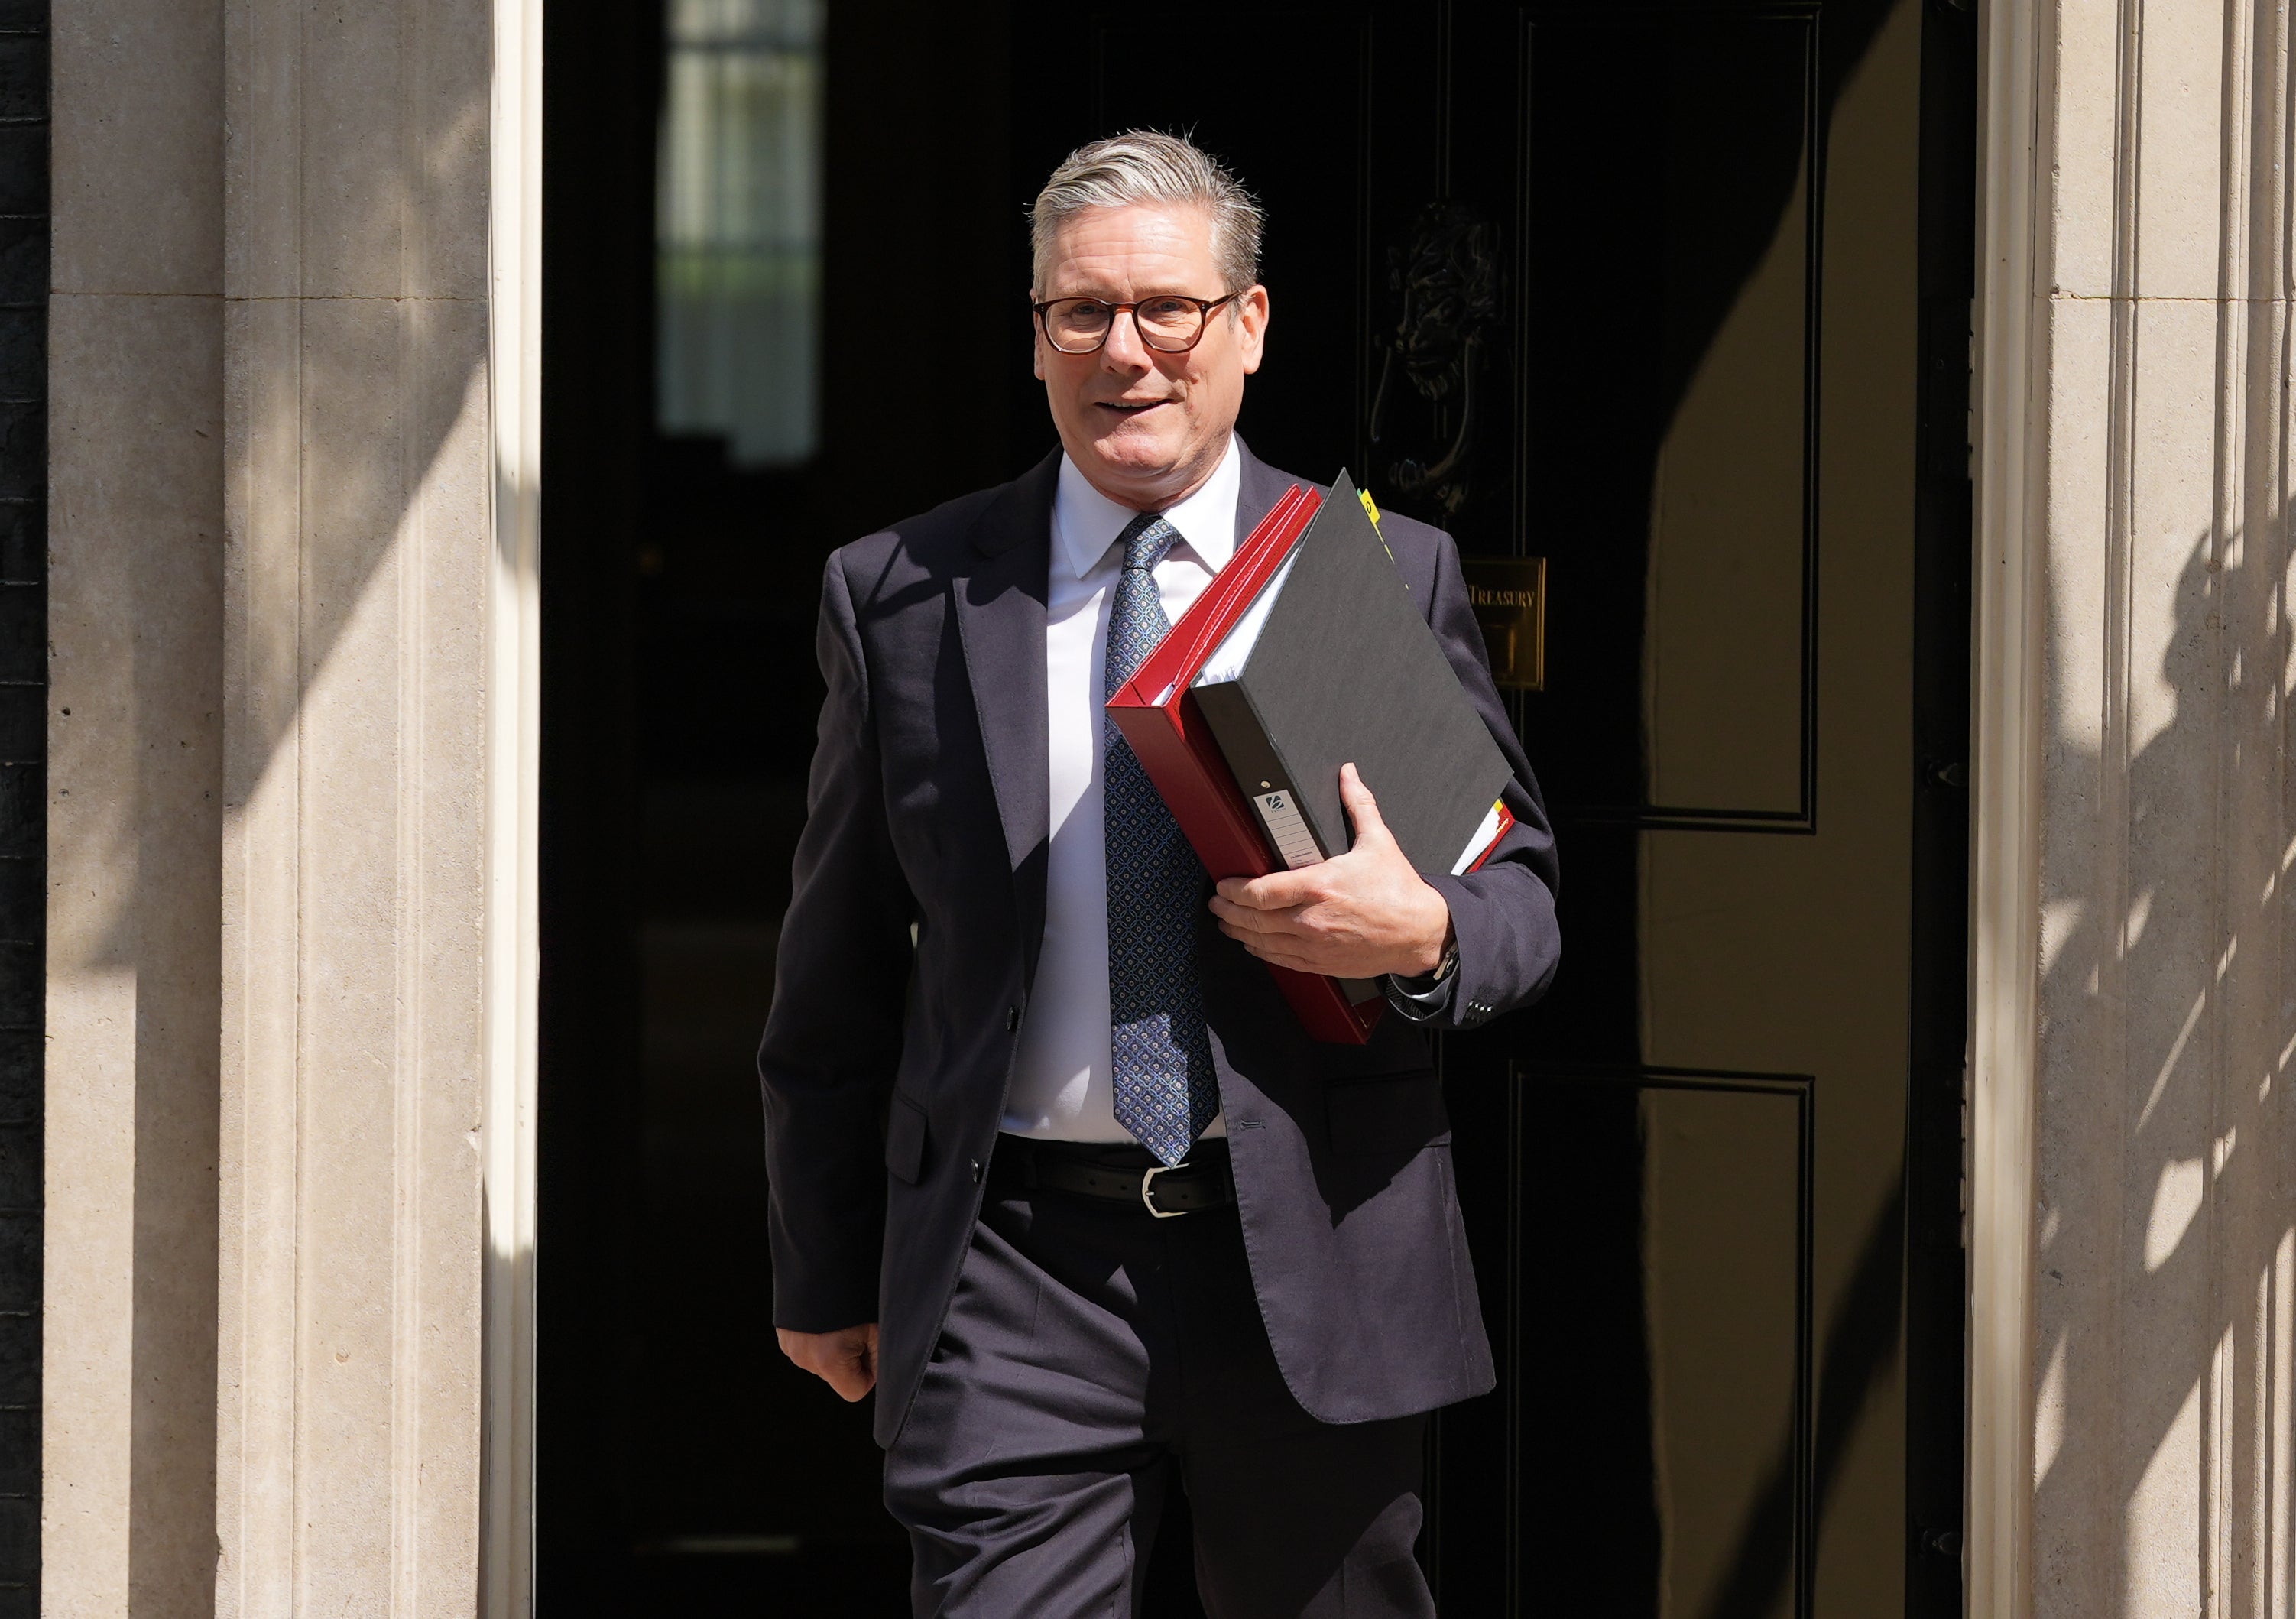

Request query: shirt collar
[{"left": 1052, "top": 435, "right": 1241, "bottom": 582}]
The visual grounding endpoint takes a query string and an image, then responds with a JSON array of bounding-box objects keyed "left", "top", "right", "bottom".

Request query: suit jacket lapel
[
  {"left": 952, "top": 450, "right": 1058, "bottom": 982},
  {"left": 1232, "top": 437, "right": 1299, "bottom": 547}
]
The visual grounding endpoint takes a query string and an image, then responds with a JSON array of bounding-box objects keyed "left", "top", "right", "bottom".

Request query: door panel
[
  {"left": 1518, "top": 10, "right": 1821, "bottom": 827},
  {"left": 1639, "top": 1079, "right": 1806, "bottom": 1619}
]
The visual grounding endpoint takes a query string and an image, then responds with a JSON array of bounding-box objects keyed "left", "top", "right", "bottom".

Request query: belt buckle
[{"left": 1139, "top": 1163, "right": 1186, "bottom": 1218}]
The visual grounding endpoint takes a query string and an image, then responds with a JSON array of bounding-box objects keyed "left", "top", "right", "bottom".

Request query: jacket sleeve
[
  {"left": 757, "top": 547, "right": 919, "bottom": 1332},
  {"left": 1399, "top": 531, "right": 1561, "bottom": 1030}
]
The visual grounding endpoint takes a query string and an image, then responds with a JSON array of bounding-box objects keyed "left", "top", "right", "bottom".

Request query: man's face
[{"left": 1033, "top": 203, "right": 1270, "bottom": 512}]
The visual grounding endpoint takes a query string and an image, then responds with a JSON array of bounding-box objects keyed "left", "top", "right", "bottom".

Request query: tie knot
[{"left": 1118, "top": 512, "right": 1180, "bottom": 574}]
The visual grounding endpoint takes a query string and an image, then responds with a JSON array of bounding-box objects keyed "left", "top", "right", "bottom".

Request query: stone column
[
  {"left": 1977, "top": 0, "right": 2296, "bottom": 1613},
  {"left": 49, "top": 0, "right": 533, "bottom": 1606},
  {"left": 213, "top": 0, "right": 503, "bottom": 1612}
]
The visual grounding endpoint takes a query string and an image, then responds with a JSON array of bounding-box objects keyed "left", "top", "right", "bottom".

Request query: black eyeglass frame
[{"left": 1029, "top": 291, "right": 1246, "bottom": 355}]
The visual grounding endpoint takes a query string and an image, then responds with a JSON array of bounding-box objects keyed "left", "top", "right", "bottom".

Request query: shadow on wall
[{"left": 2031, "top": 509, "right": 2294, "bottom": 1611}]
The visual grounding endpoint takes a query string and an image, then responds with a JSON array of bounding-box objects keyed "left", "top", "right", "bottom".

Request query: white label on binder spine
[{"left": 1253, "top": 790, "right": 1324, "bottom": 870}]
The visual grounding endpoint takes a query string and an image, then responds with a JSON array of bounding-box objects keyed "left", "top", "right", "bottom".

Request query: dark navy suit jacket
[{"left": 759, "top": 444, "right": 1561, "bottom": 1446}]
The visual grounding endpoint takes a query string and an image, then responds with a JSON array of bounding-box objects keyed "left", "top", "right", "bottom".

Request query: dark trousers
[{"left": 884, "top": 1143, "right": 1438, "bottom": 1619}]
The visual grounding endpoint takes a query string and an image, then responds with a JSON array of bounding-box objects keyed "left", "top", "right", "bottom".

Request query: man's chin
[{"left": 1082, "top": 427, "right": 1188, "bottom": 487}]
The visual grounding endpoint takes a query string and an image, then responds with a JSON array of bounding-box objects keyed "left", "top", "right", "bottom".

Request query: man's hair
[{"left": 1028, "top": 130, "right": 1264, "bottom": 298}]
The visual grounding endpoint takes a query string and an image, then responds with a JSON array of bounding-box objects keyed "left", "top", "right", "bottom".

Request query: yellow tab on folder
[{"left": 1357, "top": 486, "right": 1396, "bottom": 568}]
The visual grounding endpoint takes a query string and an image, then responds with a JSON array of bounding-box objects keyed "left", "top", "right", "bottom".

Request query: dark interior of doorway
[
  {"left": 537, "top": 2, "right": 1977, "bottom": 1613},
  {"left": 540, "top": 4, "right": 1061, "bottom": 1609}
]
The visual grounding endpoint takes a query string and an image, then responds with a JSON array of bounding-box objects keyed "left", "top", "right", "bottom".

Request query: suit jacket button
[
  {"left": 970, "top": 1158, "right": 983, "bottom": 1183},
  {"left": 1004, "top": 1006, "right": 1020, "bottom": 1031}
]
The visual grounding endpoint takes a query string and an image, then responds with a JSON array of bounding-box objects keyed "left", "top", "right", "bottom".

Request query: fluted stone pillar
[
  {"left": 47, "top": 0, "right": 534, "bottom": 1610},
  {"left": 214, "top": 0, "right": 506, "bottom": 1611},
  {"left": 1974, "top": 0, "right": 2296, "bottom": 1614}
]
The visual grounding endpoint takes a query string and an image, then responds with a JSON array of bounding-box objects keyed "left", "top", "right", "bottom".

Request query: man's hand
[
  {"left": 1209, "top": 764, "right": 1453, "bottom": 979},
  {"left": 778, "top": 1322, "right": 880, "bottom": 1402}
]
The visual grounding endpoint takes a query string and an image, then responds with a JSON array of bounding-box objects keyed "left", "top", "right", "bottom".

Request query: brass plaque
[{"left": 1464, "top": 556, "right": 1547, "bottom": 690}]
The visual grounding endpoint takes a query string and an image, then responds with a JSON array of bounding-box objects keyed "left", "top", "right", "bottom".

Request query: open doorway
[{"left": 537, "top": 2, "right": 1976, "bottom": 1612}]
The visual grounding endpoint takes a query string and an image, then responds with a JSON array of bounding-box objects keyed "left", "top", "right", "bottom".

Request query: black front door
[
  {"left": 1020, "top": 6, "right": 1973, "bottom": 1606},
  {"left": 540, "top": 2, "right": 1972, "bottom": 1611}
]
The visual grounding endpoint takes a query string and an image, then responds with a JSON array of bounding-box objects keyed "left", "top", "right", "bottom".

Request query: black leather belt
[{"left": 989, "top": 1135, "right": 1234, "bottom": 1218}]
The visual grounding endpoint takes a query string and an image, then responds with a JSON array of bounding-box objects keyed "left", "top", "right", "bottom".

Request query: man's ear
[
  {"left": 1031, "top": 322, "right": 1046, "bottom": 381},
  {"left": 1237, "top": 285, "right": 1270, "bottom": 375}
]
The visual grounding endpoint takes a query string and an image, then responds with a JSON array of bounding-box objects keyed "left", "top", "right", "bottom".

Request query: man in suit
[{"left": 760, "top": 131, "right": 1560, "bottom": 1617}]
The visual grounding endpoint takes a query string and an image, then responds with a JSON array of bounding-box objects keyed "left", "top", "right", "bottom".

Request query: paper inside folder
[
  {"left": 1193, "top": 548, "right": 1302, "bottom": 688},
  {"left": 1451, "top": 799, "right": 1511, "bottom": 874}
]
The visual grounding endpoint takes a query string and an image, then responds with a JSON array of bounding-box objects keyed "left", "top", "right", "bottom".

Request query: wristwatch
[{"left": 1396, "top": 933, "right": 1458, "bottom": 994}]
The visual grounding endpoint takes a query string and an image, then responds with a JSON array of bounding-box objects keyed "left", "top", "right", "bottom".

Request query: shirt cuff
[{"left": 1383, "top": 962, "right": 1460, "bottom": 1024}]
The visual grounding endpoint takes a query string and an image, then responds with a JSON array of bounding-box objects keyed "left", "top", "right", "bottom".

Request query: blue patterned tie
[{"left": 1104, "top": 512, "right": 1218, "bottom": 1165}]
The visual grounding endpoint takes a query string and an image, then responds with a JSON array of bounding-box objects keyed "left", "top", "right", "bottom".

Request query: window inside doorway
[{"left": 657, "top": 0, "right": 825, "bottom": 466}]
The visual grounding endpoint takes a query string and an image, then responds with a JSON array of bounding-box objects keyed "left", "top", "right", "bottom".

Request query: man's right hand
[{"left": 777, "top": 1322, "right": 880, "bottom": 1402}]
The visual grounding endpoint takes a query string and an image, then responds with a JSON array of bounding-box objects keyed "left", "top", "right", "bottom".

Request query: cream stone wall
[
  {"left": 48, "top": 0, "right": 519, "bottom": 1611},
  {"left": 1977, "top": 0, "right": 2296, "bottom": 1614}
]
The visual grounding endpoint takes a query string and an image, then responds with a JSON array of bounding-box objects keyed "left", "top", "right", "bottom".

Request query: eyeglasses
[{"left": 1031, "top": 292, "right": 1243, "bottom": 355}]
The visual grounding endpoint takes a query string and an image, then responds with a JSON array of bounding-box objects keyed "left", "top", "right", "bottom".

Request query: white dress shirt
[{"left": 1000, "top": 437, "right": 1243, "bottom": 1142}]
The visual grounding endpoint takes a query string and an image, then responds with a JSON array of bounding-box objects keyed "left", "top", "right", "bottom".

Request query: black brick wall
[{"left": 0, "top": 0, "right": 41, "bottom": 1611}]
